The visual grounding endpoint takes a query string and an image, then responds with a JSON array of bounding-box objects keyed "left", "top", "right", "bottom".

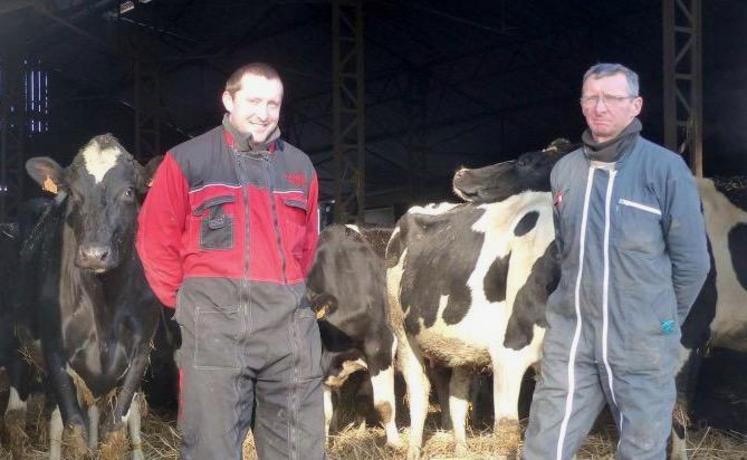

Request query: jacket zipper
[{"left": 262, "top": 154, "right": 298, "bottom": 459}]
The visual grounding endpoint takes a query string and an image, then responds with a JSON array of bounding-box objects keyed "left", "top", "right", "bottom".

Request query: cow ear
[{"left": 26, "top": 157, "right": 65, "bottom": 195}]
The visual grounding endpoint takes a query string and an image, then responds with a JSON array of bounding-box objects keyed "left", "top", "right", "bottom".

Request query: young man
[
  {"left": 522, "top": 63, "right": 710, "bottom": 460},
  {"left": 136, "top": 63, "right": 323, "bottom": 459}
]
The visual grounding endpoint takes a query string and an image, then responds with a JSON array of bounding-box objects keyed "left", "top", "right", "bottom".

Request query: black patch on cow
[
  {"left": 396, "top": 206, "right": 488, "bottom": 334},
  {"left": 504, "top": 242, "right": 559, "bottom": 350},
  {"left": 728, "top": 224, "right": 747, "bottom": 291},
  {"left": 484, "top": 253, "right": 510, "bottom": 303},
  {"left": 712, "top": 178, "right": 747, "bottom": 212},
  {"left": 514, "top": 211, "right": 539, "bottom": 237},
  {"left": 681, "top": 238, "right": 718, "bottom": 350}
]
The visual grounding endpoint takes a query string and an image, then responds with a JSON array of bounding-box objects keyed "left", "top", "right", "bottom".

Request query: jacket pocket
[
  {"left": 193, "top": 195, "right": 235, "bottom": 250},
  {"left": 280, "top": 197, "right": 308, "bottom": 258},
  {"left": 615, "top": 197, "right": 663, "bottom": 254},
  {"left": 193, "top": 304, "right": 241, "bottom": 369}
]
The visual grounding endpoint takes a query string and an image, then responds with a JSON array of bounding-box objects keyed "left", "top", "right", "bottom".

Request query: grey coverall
[{"left": 523, "top": 137, "right": 710, "bottom": 459}]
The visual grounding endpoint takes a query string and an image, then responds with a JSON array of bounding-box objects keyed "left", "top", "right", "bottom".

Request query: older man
[
  {"left": 137, "top": 63, "right": 323, "bottom": 459},
  {"left": 522, "top": 63, "right": 710, "bottom": 459}
]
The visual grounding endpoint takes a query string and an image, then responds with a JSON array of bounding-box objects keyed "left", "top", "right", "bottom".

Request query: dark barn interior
[{"left": 2, "top": 0, "right": 747, "bottom": 457}]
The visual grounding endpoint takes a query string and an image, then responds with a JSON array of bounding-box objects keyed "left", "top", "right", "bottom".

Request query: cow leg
[
  {"left": 4, "top": 350, "right": 31, "bottom": 456},
  {"left": 87, "top": 403, "right": 99, "bottom": 449},
  {"left": 323, "top": 384, "right": 334, "bottom": 443},
  {"left": 44, "top": 353, "right": 88, "bottom": 458},
  {"left": 398, "top": 336, "right": 430, "bottom": 460},
  {"left": 126, "top": 393, "right": 145, "bottom": 460},
  {"left": 365, "top": 331, "right": 401, "bottom": 449},
  {"left": 48, "top": 406, "right": 64, "bottom": 460},
  {"left": 101, "top": 348, "right": 149, "bottom": 460},
  {"left": 448, "top": 366, "right": 472, "bottom": 457},
  {"left": 429, "top": 365, "right": 452, "bottom": 429},
  {"left": 491, "top": 348, "right": 533, "bottom": 455}
]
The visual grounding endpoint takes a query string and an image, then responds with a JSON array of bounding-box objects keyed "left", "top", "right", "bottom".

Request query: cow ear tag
[
  {"left": 316, "top": 304, "right": 328, "bottom": 320},
  {"left": 147, "top": 179, "right": 154, "bottom": 187},
  {"left": 42, "top": 175, "right": 58, "bottom": 194}
]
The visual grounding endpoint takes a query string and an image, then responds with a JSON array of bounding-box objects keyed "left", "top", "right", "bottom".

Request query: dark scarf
[
  {"left": 222, "top": 114, "right": 281, "bottom": 152},
  {"left": 582, "top": 118, "right": 642, "bottom": 163}
]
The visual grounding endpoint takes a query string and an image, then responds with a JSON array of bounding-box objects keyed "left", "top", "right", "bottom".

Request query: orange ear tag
[{"left": 42, "top": 176, "right": 58, "bottom": 194}]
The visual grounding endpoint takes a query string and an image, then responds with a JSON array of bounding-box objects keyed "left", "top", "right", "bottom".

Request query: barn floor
[{"left": 2, "top": 365, "right": 747, "bottom": 459}]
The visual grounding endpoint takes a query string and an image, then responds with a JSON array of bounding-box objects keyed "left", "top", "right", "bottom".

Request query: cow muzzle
[{"left": 76, "top": 245, "right": 116, "bottom": 272}]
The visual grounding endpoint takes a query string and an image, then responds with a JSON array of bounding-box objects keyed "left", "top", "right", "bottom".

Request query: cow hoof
[
  {"left": 386, "top": 437, "right": 404, "bottom": 450},
  {"left": 5, "top": 409, "right": 29, "bottom": 459},
  {"left": 100, "top": 428, "right": 128, "bottom": 460},
  {"left": 63, "top": 424, "right": 89, "bottom": 459},
  {"left": 494, "top": 418, "right": 521, "bottom": 455},
  {"left": 406, "top": 446, "right": 422, "bottom": 460}
]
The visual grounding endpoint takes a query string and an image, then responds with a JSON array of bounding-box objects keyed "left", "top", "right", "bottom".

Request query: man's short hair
[
  {"left": 582, "top": 63, "right": 640, "bottom": 97},
  {"left": 224, "top": 62, "right": 282, "bottom": 96}
]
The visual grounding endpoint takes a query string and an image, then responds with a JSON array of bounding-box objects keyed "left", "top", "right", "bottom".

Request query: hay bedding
[
  {"left": 1, "top": 369, "right": 747, "bottom": 459},
  {"left": 2, "top": 399, "right": 747, "bottom": 459}
]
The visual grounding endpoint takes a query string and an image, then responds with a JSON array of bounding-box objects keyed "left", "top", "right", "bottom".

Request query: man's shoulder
[
  {"left": 170, "top": 126, "right": 223, "bottom": 158},
  {"left": 636, "top": 137, "right": 690, "bottom": 175},
  {"left": 278, "top": 140, "right": 314, "bottom": 171},
  {"left": 551, "top": 148, "right": 585, "bottom": 179}
]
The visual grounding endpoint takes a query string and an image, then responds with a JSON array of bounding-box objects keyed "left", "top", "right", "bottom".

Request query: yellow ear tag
[
  {"left": 316, "top": 304, "right": 328, "bottom": 320},
  {"left": 42, "top": 176, "right": 58, "bottom": 194}
]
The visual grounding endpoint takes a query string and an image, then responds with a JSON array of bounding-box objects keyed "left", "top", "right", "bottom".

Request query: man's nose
[
  {"left": 256, "top": 104, "right": 269, "bottom": 120},
  {"left": 593, "top": 98, "right": 609, "bottom": 112}
]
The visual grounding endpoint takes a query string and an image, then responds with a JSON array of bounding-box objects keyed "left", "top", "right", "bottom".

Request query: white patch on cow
[
  {"left": 448, "top": 367, "right": 471, "bottom": 456},
  {"left": 345, "top": 224, "right": 362, "bottom": 234},
  {"left": 323, "top": 385, "right": 334, "bottom": 441},
  {"left": 409, "top": 202, "right": 460, "bottom": 215},
  {"left": 87, "top": 404, "right": 100, "bottom": 448},
  {"left": 674, "top": 343, "right": 692, "bottom": 377},
  {"left": 370, "top": 337, "right": 401, "bottom": 448},
  {"left": 128, "top": 393, "right": 145, "bottom": 460},
  {"left": 82, "top": 141, "right": 121, "bottom": 184},
  {"left": 698, "top": 179, "right": 747, "bottom": 351},
  {"left": 4, "top": 386, "right": 27, "bottom": 414},
  {"left": 49, "top": 406, "right": 63, "bottom": 460}
]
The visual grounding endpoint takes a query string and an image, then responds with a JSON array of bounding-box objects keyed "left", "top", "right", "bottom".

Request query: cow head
[
  {"left": 26, "top": 134, "right": 151, "bottom": 273},
  {"left": 452, "top": 138, "right": 577, "bottom": 203}
]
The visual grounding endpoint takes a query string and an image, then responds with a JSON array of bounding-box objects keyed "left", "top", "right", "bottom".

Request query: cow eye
[{"left": 121, "top": 187, "right": 135, "bottom": 200}]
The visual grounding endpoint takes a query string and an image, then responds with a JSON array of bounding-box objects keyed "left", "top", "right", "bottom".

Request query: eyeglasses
[{"left": 579, "top": 94, "right": 636, "bottom": 107}]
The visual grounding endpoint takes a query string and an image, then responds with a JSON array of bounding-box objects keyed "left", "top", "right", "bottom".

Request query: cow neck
[{"left": 59, "top": 222, "right": 125, "bottom": 350}]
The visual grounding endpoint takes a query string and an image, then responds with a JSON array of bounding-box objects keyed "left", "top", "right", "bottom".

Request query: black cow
[
  {"left": 306, "top": 224, "right": 401, "bottom": 448},
  {"left": 2, "top": 198, "right": 52, "bottom": 454},
  {"left": 9, "top": 134, "right": 160, "bottom": 460},
  {"left": 385, "top": 140, "right": 572, "bottom": 459}
]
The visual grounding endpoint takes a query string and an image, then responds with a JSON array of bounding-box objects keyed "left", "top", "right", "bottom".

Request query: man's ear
[
  {"left": 140, "top": 155, "right": 164, "bottom": 192},
  {"left": 26, "top": 157, "right": 65, "bottom": 195},
  {"left": 222, "top": 91, "right": 234, "bottom": 113}
]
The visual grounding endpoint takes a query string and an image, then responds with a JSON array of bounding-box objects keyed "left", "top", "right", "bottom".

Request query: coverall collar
[{"left": 582, "top": 118, "right": 642, "bottom": 165}]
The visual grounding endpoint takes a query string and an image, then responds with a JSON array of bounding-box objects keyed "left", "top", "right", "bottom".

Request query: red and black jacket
[{"left": 136, "top": 125, "right": 319, "bottom": 308}]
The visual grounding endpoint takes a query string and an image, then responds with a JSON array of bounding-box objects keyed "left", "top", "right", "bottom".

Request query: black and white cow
[
  {"left": 8, "top": 134, "right": 160, "bottom": 460},
  {"left": 670, "top": 177, "right": 747, "bottom": 460},
  {"left": 385, "top": 140, "right": 572, "bottom": 459},
  {"left": 306, "top": 224, "right": 401, "bottom": 448}
]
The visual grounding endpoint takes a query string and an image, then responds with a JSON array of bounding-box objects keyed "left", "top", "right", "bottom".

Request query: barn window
[{"left": 24, "top": 59, "right": 48, "bottom": 135}]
